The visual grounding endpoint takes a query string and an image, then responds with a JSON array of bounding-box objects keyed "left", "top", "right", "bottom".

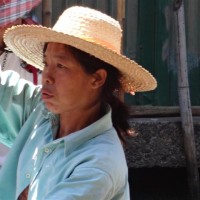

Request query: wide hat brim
[{"left": 4, "top": 25, "right": 157, "bottom": 92}]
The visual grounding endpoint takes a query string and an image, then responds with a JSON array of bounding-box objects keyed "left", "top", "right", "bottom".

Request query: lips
[{"left": 41, "top": 88, "right": 54, "bottom": 100}]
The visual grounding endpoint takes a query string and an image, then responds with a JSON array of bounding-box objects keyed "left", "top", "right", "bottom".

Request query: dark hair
[{"left": 68, "top": 46, "right": 131, "bottom": 142}]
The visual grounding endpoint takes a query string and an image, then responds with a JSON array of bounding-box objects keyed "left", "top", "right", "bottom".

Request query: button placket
[
  {"left": 31, "top": 144, "right": 55, "bottom": 182},
  {"left": 26, "top": 173, "right": 31, "bottom": 179}
]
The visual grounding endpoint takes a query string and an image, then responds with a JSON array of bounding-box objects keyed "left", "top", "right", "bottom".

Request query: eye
[{"left": 57, "top": 63, "right": 67, "bottom": 69}]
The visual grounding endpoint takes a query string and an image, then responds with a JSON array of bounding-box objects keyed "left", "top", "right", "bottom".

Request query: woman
[{"left": 0, "top": 6, "right": 157, "bottom": 200}]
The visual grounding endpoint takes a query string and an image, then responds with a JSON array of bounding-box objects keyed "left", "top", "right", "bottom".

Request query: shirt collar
[{"left": 41, "top": 103, "right": 113, "bottom": 154}]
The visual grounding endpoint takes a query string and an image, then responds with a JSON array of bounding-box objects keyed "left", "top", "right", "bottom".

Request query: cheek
[
  {"left": 58, "top": 78, "right": 88, "bottom": 99},
  {"left": 55, "top": 77, "right": 74, "bottom": 95}
]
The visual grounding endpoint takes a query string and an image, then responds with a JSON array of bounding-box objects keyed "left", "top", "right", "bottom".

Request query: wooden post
[
  {"left": 174, "top": 0, "right": 200, "bottom": 199},
  {"left": 117, "top": 0, "right": 125, "bottom": 27},
  {"left": 42, "top": 0, "right": 52, "bottom": 27},
  {"left": 117, "top": 0, "right": 126, "bottom": 101}
]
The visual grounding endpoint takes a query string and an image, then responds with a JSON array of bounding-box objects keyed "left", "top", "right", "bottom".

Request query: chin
[
  {"left": 45, "top": 103, "right": 60, "bottom": 114},
  {"left": 48, "top": 108, "right": 60, "bottom": 114}
]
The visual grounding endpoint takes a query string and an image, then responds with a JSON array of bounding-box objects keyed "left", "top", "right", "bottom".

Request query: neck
[{"left": 57, "top": 102, "right": 103, "bottom": 138}]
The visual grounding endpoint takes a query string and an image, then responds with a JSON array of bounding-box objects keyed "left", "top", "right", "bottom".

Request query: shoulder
[{"left": 73, "top": 127, "right": 128, "bottom": 177}]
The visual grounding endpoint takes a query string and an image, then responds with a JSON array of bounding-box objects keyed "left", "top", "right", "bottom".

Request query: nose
[{"left": 42, "top": 67, "right": 55, "bottom": 85}]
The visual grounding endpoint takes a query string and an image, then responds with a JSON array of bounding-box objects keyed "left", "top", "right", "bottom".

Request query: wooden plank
[
  {"left": 184, "top": 0, "right": 200, "bottom": 105},
  {"left": 42, "top": 0, "right": 52, "bottom": 27},
  {"left": 125, "top": 0, "right": 138, "bottom": 59},
  {"left": 116, "top": 0, "right": 125, "bottom": 102},
  {"left": 117, "top": 0, "right": 125, "bottom": 26},
  {"left": 129, "top": 106, "right": 200, "bottom": 117},
  {"left": 185, "top": 0, "right": 200, "bottom": 54}
]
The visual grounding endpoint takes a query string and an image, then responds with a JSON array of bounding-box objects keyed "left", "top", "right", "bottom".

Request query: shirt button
[
  {"left": 26, "top": 173, "right": 31, "bottom": 179},
  {"left": 44, "top": 147, "right": 50, "bottom": 153}
]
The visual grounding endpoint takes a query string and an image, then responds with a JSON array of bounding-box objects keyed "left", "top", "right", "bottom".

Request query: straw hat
[
  {"left": 0, "top": 0, "right": 42, "bottom": 27},
  {"left": 4, "top": 6, "right": 157, "bottom": 93}
]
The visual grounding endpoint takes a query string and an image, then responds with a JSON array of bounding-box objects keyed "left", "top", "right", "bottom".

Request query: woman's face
[{"left": 41, "top": 43, "right": 102, "bottom": 114}]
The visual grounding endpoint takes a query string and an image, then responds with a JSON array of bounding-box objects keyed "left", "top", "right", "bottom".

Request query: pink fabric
[
  {"left": 0, "top": 0, "right": 41, "bottom": 26},
  {"left": 0, "top": 0, "right": 11, "bottom": 6}
]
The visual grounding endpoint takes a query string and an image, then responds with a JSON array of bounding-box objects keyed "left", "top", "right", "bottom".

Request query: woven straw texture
[{"left": 4, "top": 6, "right": 157, "bottom": 93}]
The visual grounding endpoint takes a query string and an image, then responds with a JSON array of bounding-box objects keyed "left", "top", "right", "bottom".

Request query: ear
[{"left": 90, "top": 69, "right": 107, "bottom": 89}]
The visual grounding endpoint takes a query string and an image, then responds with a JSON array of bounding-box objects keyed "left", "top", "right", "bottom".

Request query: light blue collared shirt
[{"left": 0, "top": 71, "right": 130, "bottom": 200}]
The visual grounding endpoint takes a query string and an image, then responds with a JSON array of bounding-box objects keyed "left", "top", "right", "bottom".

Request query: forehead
[
  {"left": 44, "top": 43, "right": 73, "bottom": 58},
  {"left": 43, "top": 43, "right": 84, "bottom": 69},
  {"left": 45, "top": 43, "right": 70, "bottom": 54}
]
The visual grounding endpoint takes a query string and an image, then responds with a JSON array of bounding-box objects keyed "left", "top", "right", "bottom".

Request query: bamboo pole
[
  {"left": 174, "top": 0, "right": 200, "bottom": 199},
  {"left": 42, "top": 0, "right": 52, "bottom": 27}
]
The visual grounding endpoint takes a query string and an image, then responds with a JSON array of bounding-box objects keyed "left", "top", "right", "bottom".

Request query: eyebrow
[{"left": 43, "top": 54, "right": 67, "bottom": 60}]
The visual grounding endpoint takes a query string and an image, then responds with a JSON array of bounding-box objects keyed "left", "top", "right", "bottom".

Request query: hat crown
[{"left": 53, "top": 6, "right": 122, "bottom": 54}]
